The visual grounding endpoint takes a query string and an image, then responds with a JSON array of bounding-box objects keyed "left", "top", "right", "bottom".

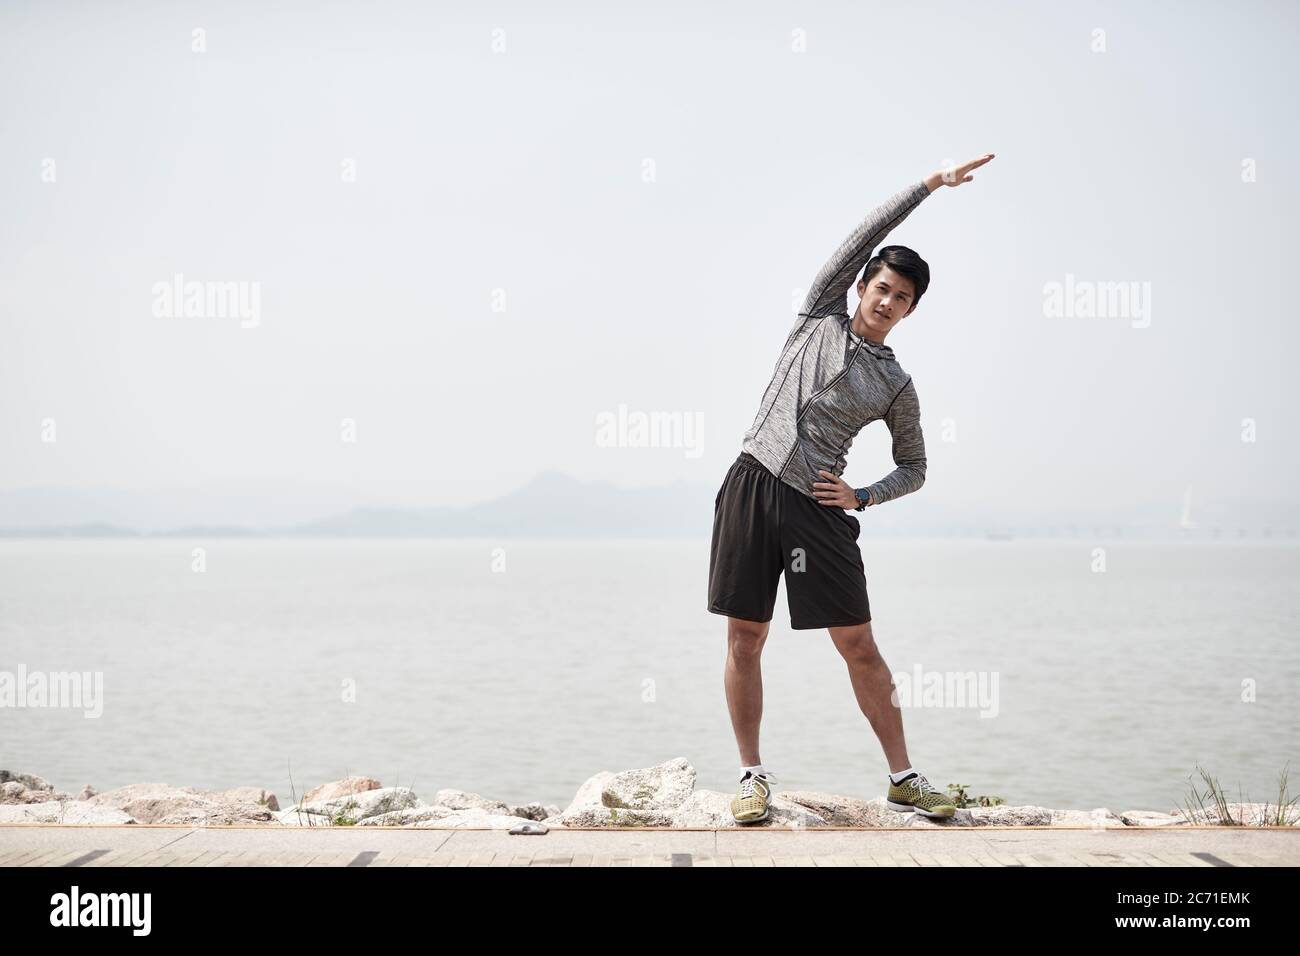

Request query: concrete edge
[{"left": 2, "top": 823, "right": 1297, "bottom": 832}]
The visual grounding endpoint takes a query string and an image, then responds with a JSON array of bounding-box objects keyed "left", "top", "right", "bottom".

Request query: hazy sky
[{"left": 2, "top": 0, "right": 1297, "bottom": 521}]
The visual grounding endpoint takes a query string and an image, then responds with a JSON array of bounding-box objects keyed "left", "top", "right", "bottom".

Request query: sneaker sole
[
  {"left": 732, "top": 807, "right": 770, "bottom": 824},
  {"left": 885, "top": 799, "right": 955, "bottom": 819}
]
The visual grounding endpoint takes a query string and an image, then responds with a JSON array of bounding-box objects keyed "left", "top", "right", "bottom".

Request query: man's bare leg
[
  {"left": 724, "top": 616, "right": 770, "bottom": 766},
  {"left": 828, "top": 621, "right": 911, "bottom": 774}
]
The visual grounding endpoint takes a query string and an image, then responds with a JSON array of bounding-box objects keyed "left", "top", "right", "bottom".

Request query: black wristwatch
[{"left": 854, "top": 488, "right": 872, "bottom": 511}]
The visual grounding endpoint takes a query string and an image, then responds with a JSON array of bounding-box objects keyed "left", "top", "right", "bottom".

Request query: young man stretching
[{"left": 707, "top": 154, "right": 995, "bottom": 824}]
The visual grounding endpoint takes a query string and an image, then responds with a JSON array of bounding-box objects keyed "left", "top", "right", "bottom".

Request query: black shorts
[{"left": 707, "top": 451, "right": 871, "bottom": 630}]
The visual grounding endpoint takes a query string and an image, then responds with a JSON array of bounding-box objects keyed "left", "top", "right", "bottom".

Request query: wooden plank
[
  {"left": 16, "top": 849, "right": 65, "bottom": 867},
  {"left": 164, "top": 848, "right": 214, "bottom": 866}
]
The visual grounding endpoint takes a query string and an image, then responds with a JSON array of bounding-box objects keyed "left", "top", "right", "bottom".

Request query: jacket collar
[{"left": 842, "top": 314, "right": 896, "bottom": 359}]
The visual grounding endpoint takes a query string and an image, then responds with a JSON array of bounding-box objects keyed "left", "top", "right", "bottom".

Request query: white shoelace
[
  {"left": 738, "top": 770, "right": 778, "bottom": 798},
  {"left": 904, "top": 772, "right": 939, "bottom": 794}
]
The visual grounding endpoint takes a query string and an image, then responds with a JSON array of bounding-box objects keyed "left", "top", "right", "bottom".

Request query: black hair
[{"left": 861, "top": 245, "right": 930, "bottom": 312}]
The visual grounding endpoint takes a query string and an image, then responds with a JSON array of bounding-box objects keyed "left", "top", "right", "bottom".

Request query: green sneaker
[
  {"left": 885, "top": 772, "right": 956, "bottom": 819},
  {"left": 730, "top": 770, "right": 777, "bottom": 824}
]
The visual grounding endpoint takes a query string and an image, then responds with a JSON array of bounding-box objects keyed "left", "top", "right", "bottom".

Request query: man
[{"left": 706, "top": 154, "right": 995, "bottom": 824}]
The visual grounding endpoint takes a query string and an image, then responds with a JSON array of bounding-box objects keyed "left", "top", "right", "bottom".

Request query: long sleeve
[
  {"left": 801, "top": 180, "right": 932, "bottom": 318},
  {"left": 860, "top": 377, "right": 927, "bottom": 506}
]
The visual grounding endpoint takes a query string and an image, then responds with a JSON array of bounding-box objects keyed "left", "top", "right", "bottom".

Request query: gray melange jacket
[{"left": 741, "top": 179, "right": 932, "bottom": 507}]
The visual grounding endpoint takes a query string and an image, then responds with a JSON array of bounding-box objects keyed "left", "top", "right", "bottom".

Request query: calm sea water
[{"left": 2, "top": 538, "right": 1297, "bottom": 815}]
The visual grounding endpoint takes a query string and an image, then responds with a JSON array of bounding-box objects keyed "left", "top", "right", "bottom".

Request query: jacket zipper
[{"left": 777, "top": 342, "right": 862, "bottom": 479}]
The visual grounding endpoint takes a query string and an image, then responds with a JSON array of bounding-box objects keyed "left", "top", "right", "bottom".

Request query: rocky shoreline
[{"left": 2, "top": 759, "right": 1291, "bottom": 829}]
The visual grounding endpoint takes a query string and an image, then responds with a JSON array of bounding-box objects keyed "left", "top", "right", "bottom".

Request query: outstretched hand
[
  {"left": 926, "top": 153, "right": 995, "bottom": 191},
  {"left": 813, "top": 470, "right": 858, "bottom": 509}
]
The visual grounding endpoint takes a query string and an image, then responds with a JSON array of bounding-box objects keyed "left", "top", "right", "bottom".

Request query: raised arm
[
  {"left": 858, "top": 378, "right": 926, "bottom": 506},
  {"left": 800, "top": 181, "right": 932, "bottom": 318},
  {"left": 800, "top": 154, "right": 996, "bottom": 319}
]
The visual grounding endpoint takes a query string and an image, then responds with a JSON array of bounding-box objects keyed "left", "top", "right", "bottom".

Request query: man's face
[{"left": 855, "top": 265, "right": 917, "bottom": 337}]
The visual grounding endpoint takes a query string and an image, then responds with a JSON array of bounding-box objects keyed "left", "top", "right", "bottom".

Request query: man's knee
[
  {"left": 829, "top": 621, "right": 879, "bottom": 662},
  {"left": 726, "top": 617, "right": 769, "bottom": 659}
]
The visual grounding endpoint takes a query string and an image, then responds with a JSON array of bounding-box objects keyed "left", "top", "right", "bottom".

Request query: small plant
[
  {"left": 285, "top": 759, "right": 318, "bottom": 828},
  {"left": 1180, "top": 763, "right": 1244, "bottom": 826},
  {"left": 1178, "top": 762, "right": 1300, "bottom": 826},
  {"left": 1262, "top": 763, "right": 1300, "bottom": 826},
  {"left": 945, "top": 783, "right": 1004, "bottom": 809},
  {"left": 331, "top": 798, "right": 361, "bottom": 826}
]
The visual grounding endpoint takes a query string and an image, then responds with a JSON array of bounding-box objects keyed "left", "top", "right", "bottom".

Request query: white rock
[
  {"left": 971, "top": 805, "right": 1053, "bottom": 826},
  {"left": 903, "top": 808, "right": 978, "bottom": 827},
  {"left": 670, "top": 789, "right": 827, "bottom": 828},
  {"left": 1120, "top": 810, "right": 1186, "bottom": 827},
  {"left": 1171, "top": 802, "right": 1297, "bottom": 826},
  {"left": 355, "top": 805, "right": 457, "bottom": 827},
  {"left": 301, "top": 776, "right": 382, "bottom": 805},
  {"left": 0, "top": 800, "right": 135, "bottom": 825},
  {"left": 292, "top": 786, "right": 421, "bottom": 825},
  {"left": 0, "top": 771, "right": 71, "bottom": 805},
  {"left": 1049, "top": 808, "right": 1126, "bottom": 828},
  {"left": 780, "top": 791, "right": 889, "bottom": 826},
  {"left": 0, "top": 770, "right": 55, "bottom": 792},
  {"left": 432, "top": 788, "right": 513, "bottom": 815},
  {"left": 217, "top": 786, "right": 279, "bottom": 811},
  {"left": 509, "top": 801, "right": 558, "bottom": 821},
  {"left": 274, "top": 805, "right": 334, "bottom": 826},
  {"left": 546, "top": 756, "right": 696, "bottom": 828},
  {"left": 85, "top": 783, "right": 276, "bottom": 826}
]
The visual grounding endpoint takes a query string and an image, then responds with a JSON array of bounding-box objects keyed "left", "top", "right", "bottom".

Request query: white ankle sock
[
  {"left": 889, "top": 767, "right": 918, "bottom": 784},
  {"left": 740, "top": 763, "right": 767, "bottom": 779}
]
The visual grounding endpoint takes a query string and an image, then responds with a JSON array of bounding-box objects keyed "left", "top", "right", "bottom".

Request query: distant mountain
[
  {"left": 0, "top": 471, "right": 720, "bottom": 539},
  {"left": 0, "top": 474, "right": 1295, "bottom": 539},
  {"left": 292, "top": 470, "right": 712, "bottom": 538},
  {"left": 0, "top": 482, "right": 358, "bottom": 533}
]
